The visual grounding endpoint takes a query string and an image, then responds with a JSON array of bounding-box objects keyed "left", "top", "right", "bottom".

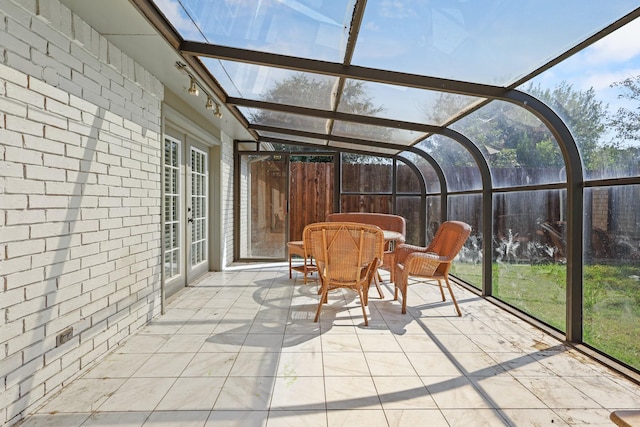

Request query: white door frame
[{"left": 162, "top": 104, "right": 221, "bottom": 300}]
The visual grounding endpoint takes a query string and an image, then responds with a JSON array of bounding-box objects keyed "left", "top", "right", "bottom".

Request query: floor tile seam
[
  {"left": 90, "top": 375, "right": 181, "bottom": 415},
  {"left": 469, "top": 372, "right": 552, "bottom": 410},
  {"left": 511, "top": 375, "right": 610, "bottom": 410}
]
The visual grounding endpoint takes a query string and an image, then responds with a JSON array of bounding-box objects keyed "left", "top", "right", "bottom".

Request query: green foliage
[
  {"left": 609, "top": 74, "right": 640, "bottom": 141},
  {"left": 453, "top": 260, "right": 640, "bottom": 370},
  {"left": 252, "top": 73, "right": 391, "bottom": 163}
]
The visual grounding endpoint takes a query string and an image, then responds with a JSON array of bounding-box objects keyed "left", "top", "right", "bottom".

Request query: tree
[
  {"left": 609, "top": 74, "right": 640, "bottom": 141},
  {"left": 421, "top": 82, "right": 610, "bottom": 172},
  {"left": 251, "top": 73, "right": 392, "bottom": 164},
  {"left": 527, "top": 82, "right": 609, "bottom": 170}
]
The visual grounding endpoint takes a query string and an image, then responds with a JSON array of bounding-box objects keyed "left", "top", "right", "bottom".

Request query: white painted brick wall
[
  {"left": 221, "top": 132, "right": 235, "bottom": 265},
  {"left": 0, "top": 1, "right": 164, "bottom": 426}
]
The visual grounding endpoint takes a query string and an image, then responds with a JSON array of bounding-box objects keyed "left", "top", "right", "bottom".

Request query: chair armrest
[{"left": 395, "top": 243, "right": 432, "bottom": 264}]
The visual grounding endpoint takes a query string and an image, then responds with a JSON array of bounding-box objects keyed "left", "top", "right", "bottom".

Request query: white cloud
[
  {"left": 583, "top": 68, "right": 640, "bottom": 91},
  {"left": 584, "top": 18, "right": 640, "bottom": 65},
  {"left": 154, "top": 0, "right": 197, "bottom": 35}
]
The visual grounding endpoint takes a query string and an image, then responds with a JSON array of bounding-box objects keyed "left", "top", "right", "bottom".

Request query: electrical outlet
[{"left": 56, "top": 327, "right": 73, "bottom": 347}]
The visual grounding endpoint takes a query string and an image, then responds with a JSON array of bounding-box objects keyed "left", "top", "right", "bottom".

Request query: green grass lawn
[{"left": 452, "top": 261, "right": 640, "bottom": 370}]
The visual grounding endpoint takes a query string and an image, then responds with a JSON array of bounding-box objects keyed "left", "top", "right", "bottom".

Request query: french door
[{"left": 164, "top": 134, "right": 209, "bottom": 295}]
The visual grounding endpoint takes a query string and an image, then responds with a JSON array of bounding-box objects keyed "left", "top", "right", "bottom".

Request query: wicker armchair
[
  {"left": 303, "top": 222, "right": 384, "bottom": 326},
  {"left": 393, "top": 221, "right": 471, "bottom": 316},
  {"left": 326, "top": 212, "right": 406, "bottom": 291}
]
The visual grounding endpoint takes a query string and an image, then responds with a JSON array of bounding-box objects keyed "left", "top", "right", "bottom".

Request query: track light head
[{"left": 188, "top": 78, "right": 199, "bottom": 96}]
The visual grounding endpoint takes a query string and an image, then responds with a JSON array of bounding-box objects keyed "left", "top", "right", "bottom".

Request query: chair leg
[
  {"left": 302, "top": 258, "right": 308, "bottom": 284},
  {"left": 314, "top": 285, "right": 328, "bottom": 322},
  {"left": 357, "top": 286, "right": 368, "bottom": 326},
  {"left": 371, "top": 271, "right": 384, "bottom": 299},
  {"left": 288, "top": 254, "right": 293, "bottom": 279},
  {"left": 437, "top": 279, "right": 446, "bottom": 301},
  {"left": 444, "top": 276, "right": 462, "bottom": 316},
  {"left": 400, "top": 280, "right": 407, "bottom": 314}
]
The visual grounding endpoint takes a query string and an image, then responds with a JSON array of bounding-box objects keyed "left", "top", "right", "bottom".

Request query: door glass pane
[
  {"left": 239, "top": 155, "right": 287, "bottom": 259},
  {"left": 191, "top": 147, "right": 207, "bottom": 266},
  {"left": 164, "top": 137, "right": 180, "bottom": 279}
]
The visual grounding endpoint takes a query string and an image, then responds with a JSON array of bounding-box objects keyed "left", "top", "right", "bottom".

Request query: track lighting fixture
[
  {"left": 188, "top": 78, "right": 199, "bottom": 96},
  {"left": 213, "top": 103, "right": 222, "bottom": 119}
]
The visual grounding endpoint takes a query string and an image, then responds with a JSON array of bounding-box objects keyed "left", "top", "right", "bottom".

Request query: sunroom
[{"left": 1, "top": 0, "right": 640, "bottom": 426}]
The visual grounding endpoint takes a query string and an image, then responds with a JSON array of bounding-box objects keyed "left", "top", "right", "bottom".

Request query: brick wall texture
[{"left": 0, "top": 0, "right": 168, "bottom": 425}]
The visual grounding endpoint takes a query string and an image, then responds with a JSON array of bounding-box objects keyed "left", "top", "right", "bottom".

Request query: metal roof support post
[
  {"left": 441, "top": 129, "right": 493, "bottom": 296},
  {"left": 394, "top": 156, "right": 428, "bottom": 246},
  {"left": 504, "top": 90, "right": 584, "bottom": 343}
]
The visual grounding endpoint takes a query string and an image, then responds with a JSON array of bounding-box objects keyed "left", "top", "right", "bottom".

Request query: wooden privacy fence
[
  {"left": 288, "top": 161, "right": 334, "bottom": 241},
  {"left": 287, "top": 162, "right": 640, "bottom": 259}
]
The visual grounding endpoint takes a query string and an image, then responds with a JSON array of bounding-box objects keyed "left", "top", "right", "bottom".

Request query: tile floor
[{"left": 19, "top": 263, "right": 640, "bottom": 426}]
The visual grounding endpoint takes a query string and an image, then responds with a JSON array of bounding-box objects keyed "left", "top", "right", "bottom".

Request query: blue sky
[
  {"left": 531, "top": 17, "right": 640, "bottom": 111},
  {"left": 155, "top": 0, "right": 640, "bottom": 128}
]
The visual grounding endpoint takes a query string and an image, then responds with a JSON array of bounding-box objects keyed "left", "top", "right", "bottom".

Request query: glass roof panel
[
  {"left": 201, "top": 57, "right": 241, "bottom": 98},
  {"left": 352, "top": 1, "right": 640, "bottom": 86},
  {"left": 452, "top": 100, "right": 566, "bottom": 187},
  {"left": 520, "top": 16, "right": 640, "bottom": 181},
  {"left": 330, "top": 141, "right": 397, "bottom": 156},
  {"left": 332, "top": 120, "right": 424, "bottom": 146},
  {"left": 240, "top": 107, "right": 328, "bottom": 134},
  {"left": 417, "top": 135, "right": 483, "bottom": 192},
  {"left": 337, "top": 79, "right": 483, "bottom": 126},
  {"left": 208, "top": 60, "right": 337, "bottom": 110},
  {"left": 153, "top": 0, "right": 355, "bottom": 61},
  {"left": 257, "top": 130, "right": 328, "bottom": 147}
]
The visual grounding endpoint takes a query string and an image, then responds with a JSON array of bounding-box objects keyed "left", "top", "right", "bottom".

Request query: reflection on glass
[
  {"left": 329, "top": 141, "right": 398, "bottom": 156},
  {"left": 333, "top": 120, "right": 421, "bottom": 145},
  {"left": 257, "top": 131, "right": 329, "bottom": 149},
  {"left": 337, "top": 80, "right": 481, "bottom": 126},
  {"left": 341, "top": 154, "right": 392, "bottom": 193},
  {"left": 492, "top": 190, "right": 567, "bottom": 331},
  {"left": 215, "top": 64, "right": 337, "bottom": 109},
  {"left": 448, "top": 194, "right": 483, "bottom": 289},
  {"left": 246, "top": 108, "right": 328, "bottom": 134},
  {"left": 239, "top": 155, "right": 287, "bottom": 259},
  {"left": 583, "top": 186, "right": 640, "bottom": 371},
  {"left": 156, "top": 0, "right": 355, "bottom": 61},
  {"left": 452, "top": 100, "right": 565, "bottom": 187},
  {"left": 417, "top": 135, "right": 482, "bottom": 192}
]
